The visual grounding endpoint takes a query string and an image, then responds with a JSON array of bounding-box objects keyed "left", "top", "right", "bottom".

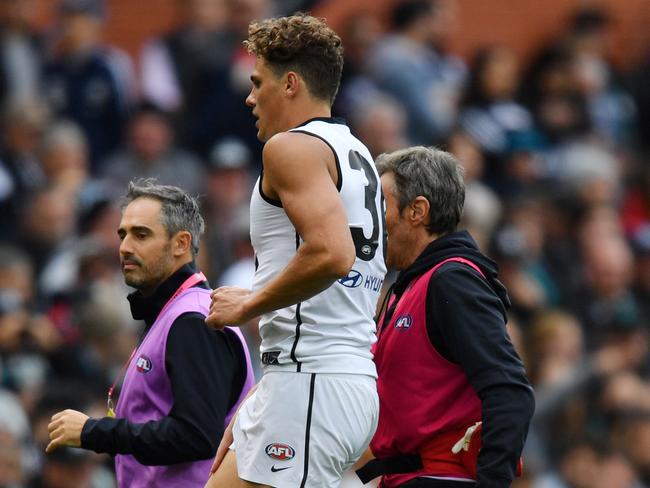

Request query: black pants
[{"left": 400, "top": 478, "right": 477, "bottom": 488}]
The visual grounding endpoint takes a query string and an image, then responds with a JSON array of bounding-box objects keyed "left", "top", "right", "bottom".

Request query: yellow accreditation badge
[{"left": 107, "top": 397, "right": 116, "bottom": 418}]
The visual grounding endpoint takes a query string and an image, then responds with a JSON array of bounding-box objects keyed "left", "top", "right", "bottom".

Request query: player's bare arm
[{"left": 206, "top": 131, "right": 355, "bottom": 328}]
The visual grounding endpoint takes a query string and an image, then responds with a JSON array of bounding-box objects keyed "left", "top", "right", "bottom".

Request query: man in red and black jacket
[{"left": 357, "top": 146, "right": 535, "bottom": 488}]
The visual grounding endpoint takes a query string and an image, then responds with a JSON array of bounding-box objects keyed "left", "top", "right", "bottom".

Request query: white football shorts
[{"left": 231, "top": 371, "right": 379, "bottom": 487}]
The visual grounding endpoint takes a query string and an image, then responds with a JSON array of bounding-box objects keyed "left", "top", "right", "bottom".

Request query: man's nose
[
  {"left": 119, "top": 235, "right": 133, "bottom": 256},
  {"left": 245, "top": 91, "right": 255, "bottom": 107}
]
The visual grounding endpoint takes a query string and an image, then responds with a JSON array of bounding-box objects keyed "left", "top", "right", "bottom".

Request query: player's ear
[
  {"left": 285, "top": 71, "right": 299, "bottom": 97},
  {"left": 409, "top": 196, "right": 430, "bottom": 227}
]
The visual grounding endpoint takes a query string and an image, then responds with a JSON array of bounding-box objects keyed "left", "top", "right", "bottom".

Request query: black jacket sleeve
[
  {"left": 427, "top": 264, "right": 535, "bottom": 488},
  {"left": 80, "top": 312, "right": 241, "bottom": 465}
]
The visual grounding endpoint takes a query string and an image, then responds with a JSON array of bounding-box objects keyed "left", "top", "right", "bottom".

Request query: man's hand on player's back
[{"left": 206, "top": 286, "right": 254, "bottom": 329}]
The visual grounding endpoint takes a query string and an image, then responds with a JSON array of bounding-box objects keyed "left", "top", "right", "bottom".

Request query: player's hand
[
  {"left": 211, "top": 414, "right": 236, "bottom": 473},
  {"left": 46, "top": 409, "right": 89, "bottom": 453},
  {"left": 205, "top": 286, "right": 254, "bottom": 329}
]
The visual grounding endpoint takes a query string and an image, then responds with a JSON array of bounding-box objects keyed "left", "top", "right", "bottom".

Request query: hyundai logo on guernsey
[
  {"left": 265, "top": 443, "right": 295, "bottom": 461},
  {"left": 395, "top": 314, "right": 413, "bottom": 331},
  {"left": 338, "top": 269, "right": 385, "bottom": 292},
  {"left": 136, "top": 355, "right": 152, "bottom": 373},
  {"left": 338, "top": 269, "right": 363, "bottom": 288}
]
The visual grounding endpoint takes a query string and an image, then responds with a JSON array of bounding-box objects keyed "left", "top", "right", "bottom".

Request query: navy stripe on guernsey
[
  {"left": 290, "top": 302, "right": 303, "bottom": 371},
  {"left": 291, "top": 231, "right": 303, "bottom": 371},
  {"left": 258, "top": 168, "right": 282, "bottom": 207},
  {"left": 299, "top": 374, "right": 317, "bottom": 488}
]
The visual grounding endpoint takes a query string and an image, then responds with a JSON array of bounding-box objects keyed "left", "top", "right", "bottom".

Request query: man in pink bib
[{"left": 358, "top": 147, "right": 534, "bottom": 488}]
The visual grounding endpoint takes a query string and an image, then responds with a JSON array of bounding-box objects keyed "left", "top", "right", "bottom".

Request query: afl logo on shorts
[
  {"left": 265, "top": 443, "right": 295, "bottom": 461},
  {"left": 338, "top": 269, "right": 363, "bottom": 288},
  {"left": 135, "top": 355, "right": 152, "bottom": 373},
  {"left": 395, "top": 314, "right": 413, "bottom": 331}
]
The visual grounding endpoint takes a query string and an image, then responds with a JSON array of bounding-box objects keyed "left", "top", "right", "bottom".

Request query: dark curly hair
[{"left": 245, "top": 14, "right": 344, "bottom": 105}]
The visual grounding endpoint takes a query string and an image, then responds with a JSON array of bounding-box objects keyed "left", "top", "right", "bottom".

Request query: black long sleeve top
[
  {"left": 388, "top": 231, "right": 535, "bottom": 488},
  {"left": 80, "top": 263, "right": 247, "bottom": 465}
]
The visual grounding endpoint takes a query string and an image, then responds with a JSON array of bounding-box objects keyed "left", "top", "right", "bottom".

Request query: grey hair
[
  {"left": 375, "top": 146, "right": 465, "bottom": 235},
  {"left": 123, "top": 178, "right": 205, "bottom": 256}
]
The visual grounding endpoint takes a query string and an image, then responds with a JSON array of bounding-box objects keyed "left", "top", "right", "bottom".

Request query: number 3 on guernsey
[{"left": 348, "top": 150, "right": 385, "bottom": 261}]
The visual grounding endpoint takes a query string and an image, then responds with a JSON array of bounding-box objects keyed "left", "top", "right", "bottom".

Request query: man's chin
[{"left": 123, "top": 274, "right": 143, "bottom": 289}]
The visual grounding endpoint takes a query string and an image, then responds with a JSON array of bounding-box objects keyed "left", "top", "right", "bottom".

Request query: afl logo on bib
[
  {"left": 135, "top": 355, "right": 152, "bottom": 373},
  {"left": 395, "top": 314, "right": 413, "bottom": 331},
  {"left": 265, "top": 443, "right": 295, "bottom": 461}
]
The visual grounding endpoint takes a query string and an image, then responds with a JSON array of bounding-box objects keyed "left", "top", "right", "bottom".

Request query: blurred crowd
[{"left": 0, "top": 0, "right": 648, "bottom": 487}]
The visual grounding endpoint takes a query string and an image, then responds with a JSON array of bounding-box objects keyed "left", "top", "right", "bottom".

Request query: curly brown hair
[{"left": 245, "top": 14, "right": 344, "bottom": 105}]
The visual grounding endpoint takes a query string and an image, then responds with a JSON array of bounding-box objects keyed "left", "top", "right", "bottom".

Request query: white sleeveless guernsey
[{"left": 249, "top": 118, "right": 387, "bottom": 376}]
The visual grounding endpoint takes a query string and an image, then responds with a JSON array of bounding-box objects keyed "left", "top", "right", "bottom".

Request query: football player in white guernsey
[{"left": 204, "top": 14, "right": 386, "bottom": 488}]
